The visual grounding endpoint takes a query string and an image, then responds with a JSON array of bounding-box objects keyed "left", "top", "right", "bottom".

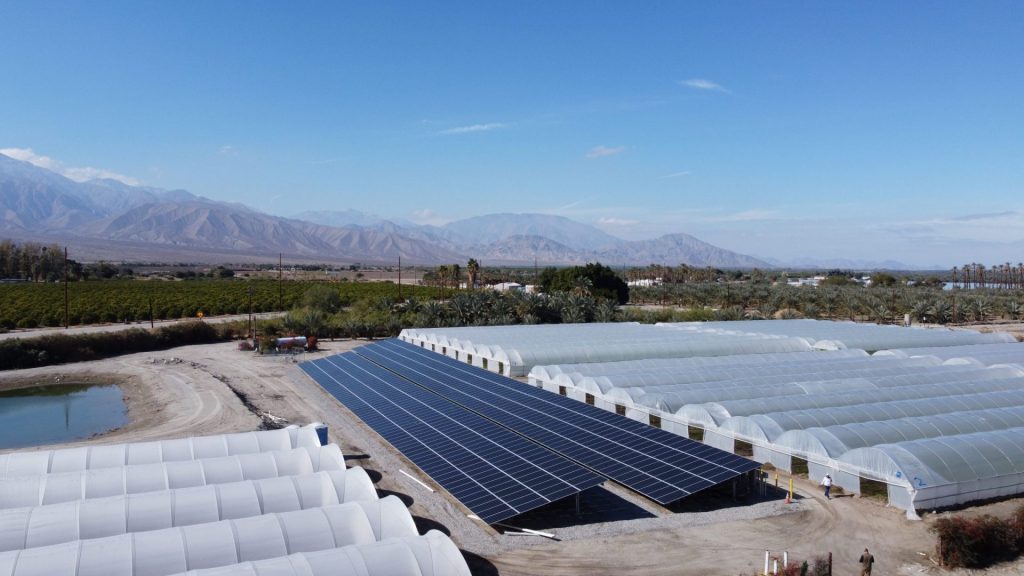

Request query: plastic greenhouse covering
[
  {"left": 528, "top": 348, "right": 869, "bottom": 385},
  {"left": 774, "top": 405, "right": 1024, "bottom": 461},
  {"left": 0, "top": 469, "right": 377, "bottom": 552},
  {"left": 574, "top": 357, "right": 949, "bottom": 398},
  {"left": 400, "top": 323, "right": 812, "bottom": 375},
  {"left": 169, "top": 531, "right": 472, "bottom": 576},
  {"left": 0, "top": 425, "right": 326, "bottom": 480},
  {"left": 0, "top": 445, "right": 345, "bottom": 510},
  {"left": 0, "top": 497, "right": 415, "bottom": 576},
  {"left": 875, "top": 342, "right": 1024, "bottom": 366},
  {"left": 657, "top": 319, "right": 1015, "bottom": 352},
  {"left": 627, "top": 364, "right": 1021, "bottom": 412},
  {"left": 717, "top": 388, "right": 1024, "bottom": 443},
  {"left": 837, "top": 427, "right": 1024, "bottom": 510},
  {"left": 678, "top": 374, "right": 1024, "bottom": 427}
]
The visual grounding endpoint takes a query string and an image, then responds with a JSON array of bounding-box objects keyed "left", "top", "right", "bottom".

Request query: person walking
[
  {"left": 858, "top": 548, "right": 875, "bottom": 576},
  {"left": 820, "top": 473, "right": 833, "bottom": 499}
]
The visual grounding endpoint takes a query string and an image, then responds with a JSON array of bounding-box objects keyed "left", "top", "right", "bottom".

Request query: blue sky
[{"left": 1, "top": 1, "right": 1022, "bottom": 266}]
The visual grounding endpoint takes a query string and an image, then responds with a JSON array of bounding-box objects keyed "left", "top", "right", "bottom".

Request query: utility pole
[
  {"left": 149, "top": 292, "right": 154, "bottom": 329},
  {"left": 63, "top": 246, "right": 69, "bottom": 329},
  {"left": 248, "top": 285, "right": 254, "bottom": 340},
  {"left": 398, "top": 256, "right": 402, "bottom": 301},
  {"left": 278, "top": 253, "right": 283, "bottom": 310}
]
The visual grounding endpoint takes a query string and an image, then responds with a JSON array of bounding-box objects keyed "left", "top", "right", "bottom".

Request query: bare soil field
[{"left": 2, "top": 340, "right": 1022, "bottom": 576}]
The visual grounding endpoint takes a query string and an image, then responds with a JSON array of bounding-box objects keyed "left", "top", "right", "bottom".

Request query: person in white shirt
[{"left": 821, "top": 473, "right": 833, "bottom": 499}]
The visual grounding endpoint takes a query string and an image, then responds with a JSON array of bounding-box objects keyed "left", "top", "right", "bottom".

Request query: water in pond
[{"left": 0, "top": 384, "right": 128, "bottom": 450}]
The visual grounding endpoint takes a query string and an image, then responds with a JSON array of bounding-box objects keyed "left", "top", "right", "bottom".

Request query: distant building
[{"left": 490, "top": 282, "right": 524, "bottom": 292}]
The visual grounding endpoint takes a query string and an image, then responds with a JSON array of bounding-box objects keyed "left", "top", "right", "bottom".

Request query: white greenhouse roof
[
  {"left": 658, "top": 319, "right": 1015, "bottom": 352},
  {"left": 0, "top": 498, "right": 416, "bottom": 576},
  {"left": 875, "top": 341, "right": 1024, "bottom": 366},
  {"left": 0, "top": 469, "right": 377, "bottom": 553},
  {"left": 774, "top": 405, "right": 1024, "bottom": 461},
  {"left": 170, "top": 531, "right": 471, "bottom": 576},
  {"left": 0, "top": 424, "right": 325, "bottom": 479},
  {"left": 401, "top": 323, "right": 814, "bottom": 374}
]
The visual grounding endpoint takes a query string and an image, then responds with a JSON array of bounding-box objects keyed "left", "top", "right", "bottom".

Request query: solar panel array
[
  {"left": 302, "top": 353, "right": 604, "bottom": 524},
  {"left": 356, "top": 339, "right": 761, "bottom": 504}
]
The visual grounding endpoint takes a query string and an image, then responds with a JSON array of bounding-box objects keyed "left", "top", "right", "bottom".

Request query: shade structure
[
  {"left": 168, "top": 531, "right": 471, "bottom": 576},
  {"left": 0, "top": 425, "right": 327, "bottom": 480},
  {"left": 0, "top": 445, "right": 345, "bottom": 510},
  {"left": 657, "top": 319, "right": 1014, "bottom": 352},
  {"left": 0, "top": 469, "right": 377, "bottom": 552},
  {"left": 0, "top": 497, "right": 415, "bottom": 576}
]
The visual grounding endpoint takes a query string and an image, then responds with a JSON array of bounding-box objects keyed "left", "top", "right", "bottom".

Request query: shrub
[
  {"left": 932, "top": 508, "right": 1024, "bottom": 568},
  {"left": 0, "top": 321, "right": 230, "bottom": 371}
]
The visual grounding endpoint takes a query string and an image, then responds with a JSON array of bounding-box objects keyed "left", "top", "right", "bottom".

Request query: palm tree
[{"left": 466, "top": 259, "right": 480, "bottom": 290}]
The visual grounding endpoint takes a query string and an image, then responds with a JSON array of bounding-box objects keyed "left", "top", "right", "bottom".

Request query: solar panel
[
  {"left": 357, "top": 339, "right": 761, "bottom": 504},
  {"left": 301, "top": 352, "right": 603, "bottom": 524}
]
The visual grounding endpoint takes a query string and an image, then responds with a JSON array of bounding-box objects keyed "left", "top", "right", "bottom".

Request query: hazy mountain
[
  {"left": 759, "top": 256, "right": 932, "bottom": 271},
  {"left": 441, "top": 213, "right": 623, "bottom": 252},
  {"left": 477, "top": 235, "right": 585, "bottom": 264},
  {"left": 292, "top": 209, "right": 414, "bottom": 229},
  {"left": 596, "top": 233, "right": 771, "bottom": 268},
  {"left": 0, "top": 151, "right": 773, "bottom": 267}
]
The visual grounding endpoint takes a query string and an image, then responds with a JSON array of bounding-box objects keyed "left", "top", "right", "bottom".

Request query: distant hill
[
  {"left": 0, "top": 151, "right": 773, "bottom": 267},
  {"left": 441, "top": 213, "right": 623, "bottom": 252}
]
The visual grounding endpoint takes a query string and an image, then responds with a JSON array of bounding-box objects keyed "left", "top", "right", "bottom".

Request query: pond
[{"left": 0, "top": 383, "right": 129, "bottom": 450}]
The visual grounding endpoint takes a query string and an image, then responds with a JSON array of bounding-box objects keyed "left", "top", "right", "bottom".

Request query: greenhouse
[
  {"left": 0, "top": 424, "right": 472, "bottom": 576},
  {"left": 528, "top": 348, "right": 869, "bottom": 387},
  {"left": 0, "top": 445, "right": 346, "bottom": 510},
  {"left": 170, "top": 531, "right": 472, "bottom": 576},
  {"left": 0, "top": 424, "right": 326, "bottom": 479},
  {"left": 0, "top": 469, "right": 377, "bottom": 553},
  {"left": 837, "top": 427, "right": 1024, "bottom": 511},
  {"left": 774, "top": 405, "right": 1024, "bottom": 464},
  {"left": 400, "top": 323, "right": 812, "bottom": 375},
  {"left": 658, "top": 319, "right": 1015, "bottom": 352},
  {"left": 875, "top": 341, "right": 1024, "bottom": 366},
  {"left": 0, "top": 498, "right": 416, "bottom": 576}
]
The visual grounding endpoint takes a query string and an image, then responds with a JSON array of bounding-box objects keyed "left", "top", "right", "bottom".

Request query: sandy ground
[{"left": 2, "top": 340, "right": 1023, "bottom": 576}]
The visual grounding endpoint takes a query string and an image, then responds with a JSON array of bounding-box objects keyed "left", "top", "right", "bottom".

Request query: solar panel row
[
  {"left": 356, "top": 339, "right": 761, "bottom": 504},
  {"left": 302, "top": 353, "right": 604, "bottom": 524}
]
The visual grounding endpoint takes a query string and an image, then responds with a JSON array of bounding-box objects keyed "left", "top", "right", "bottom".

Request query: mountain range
[{"left": 0, "top": 151, "right": 771, "bottom": 267}]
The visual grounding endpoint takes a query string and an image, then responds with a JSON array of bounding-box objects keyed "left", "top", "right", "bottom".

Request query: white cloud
[
  {"left": 217, "top": 145, "right": 238, "bottom": 156},
  {"left": 410, "top": 209, "right": 452, "bottom": 226},
  {"left": 585, "top": 145, "right": 626, "bottom": 159},
  {"left": 679, "top": 78, "right": 729, "bottom": 92},
  {"left": 661, "top": 170, "right": 691, "bottom": 179},
  {"left": 439, "top": 123, "right": 506, "bottom": 135},
  {"left": 0, "top": 147, "right": 140, "bottom": 185},
  {"left": 597, "top": 217, "right": 640, "bottom": 226}
]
